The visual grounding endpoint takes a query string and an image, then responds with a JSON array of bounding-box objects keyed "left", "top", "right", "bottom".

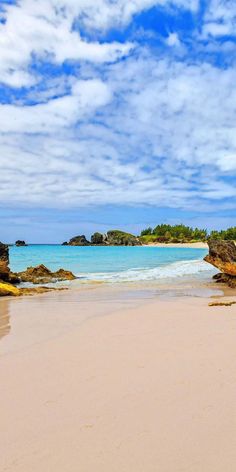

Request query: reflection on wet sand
[{"left": 0, "top": 300, "right": 10, "bottom": 340}]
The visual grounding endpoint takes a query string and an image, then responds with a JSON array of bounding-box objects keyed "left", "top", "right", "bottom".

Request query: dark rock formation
[
  {"left": 15, "top": 240, "right": 27, "bottom": 246},
  {"left": 16, "top": 264, "right": 76, "bottom": 284},
  {"left": 204, "top": 240, "right": 236, "bottom": 288},
  {"left": 91, "top": 232, "right": 106, "bottom": 245},
  {"left": 212, "top": 273, "right": 236, "bottom": 288},
  {"left": 63, "top": 230, "right": 141, "bottom": 246},
  {"left": 106, "top": 230, "right": 141, "bottom": 246},
  {"left": 67, "top": 235, "right": 90, "bottom": 246},
  {"left": 0, "top": 242, "right": 10, "bottom": 281}
]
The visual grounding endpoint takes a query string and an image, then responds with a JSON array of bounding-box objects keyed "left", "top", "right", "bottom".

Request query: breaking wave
[{"left": 79, "top": 259, "right": 216, "bottom": 283}]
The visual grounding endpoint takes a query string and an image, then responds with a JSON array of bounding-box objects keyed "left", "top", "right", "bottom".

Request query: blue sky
[{"left": 0, "top": 0, "right": 236, "bottom": 242}]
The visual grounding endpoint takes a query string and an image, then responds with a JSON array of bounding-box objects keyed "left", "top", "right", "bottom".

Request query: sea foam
[{"left": 81, "top": 259, "right": 216, "bottom": 283}]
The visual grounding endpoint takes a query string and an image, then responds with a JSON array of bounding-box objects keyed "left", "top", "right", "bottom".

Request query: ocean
[{"left": 9, "top": 245, "right": 216, "bottom": 284}]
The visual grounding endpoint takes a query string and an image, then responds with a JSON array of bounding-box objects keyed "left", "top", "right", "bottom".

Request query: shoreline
[
  {"left": 1, "top": 290, "right": 236, "bottom": 471},
  {"left": 143, "top": 242, "right": 208, "bottom": 248}
]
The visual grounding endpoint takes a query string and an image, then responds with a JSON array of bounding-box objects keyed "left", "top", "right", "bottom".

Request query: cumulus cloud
[
  {"left": 1, "top": 52, "right": 236, "bottom": 209},
  {"left": 0, "top": 0, "right": 199, "bottom": 87},
  {"left": 0, "top": 0, "right": 235, "bottom": 214}
]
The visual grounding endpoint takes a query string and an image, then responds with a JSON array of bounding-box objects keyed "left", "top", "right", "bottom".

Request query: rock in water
[
  {"left": 67, "top": 235, "right": 90, "bottom": 246},
  {"left": 0, "top": 242, "right": 10, "bottom": 281},
  {"left": 204, "top": 240, "right": 236, "bottom": 276},
  {"left": 91, "top": 232, "right": 106, "bottom": 245},
  {"left": 106, "top": 230, "right": 141, "bottom": 246},
  {"left": 16, "top": 264, "right": 76, "bottom": 284},
  {"left": 15, "top": 240, "right": 27, "bottom": 246}
]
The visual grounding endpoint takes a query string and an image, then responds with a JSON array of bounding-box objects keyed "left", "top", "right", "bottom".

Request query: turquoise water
[{"left": 9, "top": 245, "right": 214, "bottom": 283}]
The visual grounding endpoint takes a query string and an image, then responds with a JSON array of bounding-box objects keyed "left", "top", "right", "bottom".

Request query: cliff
[{"left": 204, "top": 240, "right": 236, "bottom": 288}]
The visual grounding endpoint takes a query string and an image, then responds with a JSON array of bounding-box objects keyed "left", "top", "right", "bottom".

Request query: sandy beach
[
  {"left": 1, "top": 288, "right": 236, "bottom": 472},
  {"left": 144, "top": 242, "right": 208, "bottom": 248}
]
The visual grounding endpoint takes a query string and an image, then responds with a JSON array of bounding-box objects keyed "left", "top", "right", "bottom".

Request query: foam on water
[{"left": 81, "top": 259, "right": 215, "bottom": 283}]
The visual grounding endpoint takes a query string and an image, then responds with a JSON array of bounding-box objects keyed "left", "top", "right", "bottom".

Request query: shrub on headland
[{"left": 139, "top": 225, "right": 236, "bottom": 243}]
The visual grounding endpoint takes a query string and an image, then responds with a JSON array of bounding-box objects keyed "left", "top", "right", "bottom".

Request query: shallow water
[{"left": 9, "top": 245, "right": 216, "bottom": 284}]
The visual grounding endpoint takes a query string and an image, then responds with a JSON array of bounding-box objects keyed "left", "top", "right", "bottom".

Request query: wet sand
[{"left": 1, "top": 289, "right": 236, "bottom": 471}]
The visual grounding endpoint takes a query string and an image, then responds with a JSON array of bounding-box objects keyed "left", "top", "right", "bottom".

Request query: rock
[
  {"left": 8, "top": 273, "right": 21, "bottom": 284},
  {"left": 64, "top": 230, "right": 142, "bottom": 246},
  {"left": 0, "top": 281, "right": 21, "bottom": 297},
  {"left": 212, "top": 273, "right": 236, "bottom": 288},
  {"left": 0, "top": 281, "right": 68, "bottom": 297},
  {"left": 67, "top": 235, "right": 90, "bottom": 246},
  {"left": 62, "top": 241, "right": 68, "bottom": 246},
  {"left": 106, "top": 230, "right": 141, "bottom": 246},
  {"left": 0, "top": 242, "right": 10, "bottom": 281},
  {"left": 16, "top": 264, "right": 76, "bottom": 284},
  {"left": 209, "top": 301, "right": 236, "bottom": 307},
  {"left": 204, "top": 240, "right": 236, "bottom": 276},
  {"left": 91, "top": 232, "right": 106, "bottom": 245},
  {"left": 19, "top": 286, "right": 68, "bottom": 296},
  {"left": 15, "top": 240, "right": 27, "bottom": 246}
]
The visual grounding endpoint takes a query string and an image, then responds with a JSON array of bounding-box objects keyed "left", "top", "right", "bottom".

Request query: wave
[{"left": 79, "top": 259, "right": 216, "bottom": 283}]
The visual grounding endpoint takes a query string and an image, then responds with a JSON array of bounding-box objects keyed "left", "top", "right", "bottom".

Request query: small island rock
[
  {"left": 67, "top": 235, "right": 90, "bottom": 246},
  {"left": 91, "top": 232, "right": 106, "bottom": 245},
  {"left": 106, "top": 230, "right": 141, "bottom": 246},
  {"left": 15, "top": 240, "right": 27, "bottom": 246}
]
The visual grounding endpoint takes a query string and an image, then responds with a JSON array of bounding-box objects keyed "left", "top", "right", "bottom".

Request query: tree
[{"left": 140, "top": 227, "right": 153, "bottom": 236}]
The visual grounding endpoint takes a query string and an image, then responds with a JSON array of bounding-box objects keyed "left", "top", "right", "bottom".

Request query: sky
[{"left": 0, "top": 0, "right": 236, "bottom": 243}]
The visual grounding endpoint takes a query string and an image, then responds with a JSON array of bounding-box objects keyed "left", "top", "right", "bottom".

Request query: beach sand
[
  {"left": 144, "top": 242, "right": 208, "bottom": 248},
  {"left": 1, "top": 289, "right": 236, "bottom": 472}
]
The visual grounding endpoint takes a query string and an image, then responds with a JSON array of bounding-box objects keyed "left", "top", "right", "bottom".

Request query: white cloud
[
  {"left": 166, "top": 32, "right": 180, "bottom": 46},
  {"left": 0, "top": 0, "right": 235, "bottom": 214},
  {"left": 0, "top": 51, "right": 236, "bottom": 210},
  {"left": 0, "top": 0, "right": 133, "bottom": 87},
  {"left": 203, "top": 0, "right": 236, "bottom": 37},
  {"left": 0, "top": 0, "right": 200, "bottom": 87},
  {"left": 0, "top": 79, "right": 112, "bottom": 133}
]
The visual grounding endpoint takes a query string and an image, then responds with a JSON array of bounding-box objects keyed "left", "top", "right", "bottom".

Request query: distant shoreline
[
  {"left": 8, "top": 242, "right": 208, "bottom": 248},
  {"left": 143, "top": 242, "right": 208, "bottom": 248}
]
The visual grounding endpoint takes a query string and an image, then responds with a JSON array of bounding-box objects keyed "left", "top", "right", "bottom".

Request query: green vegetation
[
  {"left": 139, "top": 224, "right": 236, "bottom": 243},
  {"left": 209, "top": 227, "right": 236, "bottom": 240}
]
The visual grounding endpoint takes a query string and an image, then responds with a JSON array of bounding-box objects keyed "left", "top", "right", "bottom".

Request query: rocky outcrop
[
  {"left": 0, "top": 241, "right": 76, "bottom": 297},
  {"left": 0, "top": 242, "right": 10, "bottom": 281},
  {"left": 67, "top": 235, "right": 90, "bottom": 246},
  {"left": 63, "top": 230, "right": 141, "bottom": 246},
  {"left": 204, "top": 240, "right": 236, "bottom": 275},
  {"left": 16, "top": 264, "right": 76, "bottom": 284},
  {"left": 91, "top": 232, "right": 106, "bottom": 245},
  {"left": 204, "top": 240, "right": 236, "bottom": 287},
  {"left": 15, "top": 240, "right": 27, "bottom": 246},
  {"left": 106, "top": 230, "right": 141, "bottom": 246}
]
